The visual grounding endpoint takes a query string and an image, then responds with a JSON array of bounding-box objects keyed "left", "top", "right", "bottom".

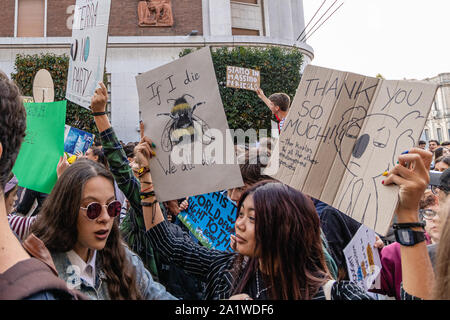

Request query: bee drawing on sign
[{"left": 157, "top": 94, "right": 215, "bottom": 152}]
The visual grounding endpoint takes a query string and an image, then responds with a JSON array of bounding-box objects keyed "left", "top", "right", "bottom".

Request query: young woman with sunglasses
[{"left": 29, "top": 159, "right": 175, "bottom": 300}]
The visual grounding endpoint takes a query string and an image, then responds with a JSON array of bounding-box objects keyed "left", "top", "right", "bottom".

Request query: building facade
[
  {"left": 421, "top": 73, "right": 450, "bottom": 144},
  {"left": 0, "top": 0, "right": 314, "bottom": 142}
]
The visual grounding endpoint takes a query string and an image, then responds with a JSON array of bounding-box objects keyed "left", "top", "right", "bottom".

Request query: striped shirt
[
  {"left": 8, "top": 214, "right": 37, "bottom": 240},
  {"left": 146, "top": 220, "right": 374, "bottom": 300}
]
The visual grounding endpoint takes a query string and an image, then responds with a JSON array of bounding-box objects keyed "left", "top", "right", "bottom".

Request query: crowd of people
[{"left": 0, "top": 69, "right": 449, "bottom": 301}]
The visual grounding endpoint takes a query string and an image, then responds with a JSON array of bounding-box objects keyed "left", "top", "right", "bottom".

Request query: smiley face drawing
[{"left": 334, "top": 108, "right": 424, "bottom": 230}]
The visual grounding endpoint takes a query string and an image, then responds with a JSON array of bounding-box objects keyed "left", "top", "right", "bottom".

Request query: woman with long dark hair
[
  {"left": 134, "top": 135, "right": 371, "bottom": 299},
  {"left": 30, "top": 159, "right": 175, "bottom": 300},
  {"left": 231, "top": 181, "right": 332, "bottom": 299}
]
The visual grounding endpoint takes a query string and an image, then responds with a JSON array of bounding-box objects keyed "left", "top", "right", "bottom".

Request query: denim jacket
[{"left": 51, "top": 245, "right": 177, "bottom": 300}]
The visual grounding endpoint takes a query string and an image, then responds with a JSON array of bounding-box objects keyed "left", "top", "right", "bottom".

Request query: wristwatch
[{"left": 394, "top": 228, "right": 426, "bottom": 246}]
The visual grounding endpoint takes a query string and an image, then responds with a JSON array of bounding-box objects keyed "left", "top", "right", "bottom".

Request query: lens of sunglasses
[
  {"left": 85, "top": 201, "right": 121, "bottom": 220},
  {"left": 107, "top": 200, "right": 121, "bottom": 218},
  {"left": 86, "top": 202, "right": 102, "bottom": 219}
]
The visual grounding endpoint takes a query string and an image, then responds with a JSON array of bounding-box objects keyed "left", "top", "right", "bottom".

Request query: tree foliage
[
  {"left": 180, "top": 46, "right": 304, "bottom": 134},
  {"left": 11, "top": 53, "right": 98, "bottom": 134}
]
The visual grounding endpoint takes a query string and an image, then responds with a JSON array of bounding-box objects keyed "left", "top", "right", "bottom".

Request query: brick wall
[
  {"left": 47, "top": 0, "right": 203, "bottom": 37},
  {"left": 47, "top": 0, "right": 75, "bottom": 37},
  {"left": 0, "top": 0, "right": 16, "bottom": 37}
]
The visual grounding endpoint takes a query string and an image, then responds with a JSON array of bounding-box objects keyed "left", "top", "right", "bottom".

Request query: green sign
[{"left": 13, "top": 101, "right": 67, "bottom": 194}]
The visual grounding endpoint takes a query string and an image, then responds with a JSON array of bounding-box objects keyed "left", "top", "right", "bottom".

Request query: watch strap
[
  {"left": 92, "top": 111, "right": 107, "bottom": 116},
  {"left": 392, "top": 222, "right": 425, "bottom": 229},
  {"left": 394, "top": 228, "right": 426, "bottom": 246}
]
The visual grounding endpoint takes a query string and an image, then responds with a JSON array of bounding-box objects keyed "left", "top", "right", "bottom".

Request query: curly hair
[
  {"left": 31, "top": 160, "right": 142, "bottom": 299},
  {"left": 0, "top": 71, "right": 27, "bottom": 193}
]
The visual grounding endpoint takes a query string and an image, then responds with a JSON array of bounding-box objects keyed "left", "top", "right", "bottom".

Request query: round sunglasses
[{"left": 80, "top": 200, "right": 122, "bottom": 220}]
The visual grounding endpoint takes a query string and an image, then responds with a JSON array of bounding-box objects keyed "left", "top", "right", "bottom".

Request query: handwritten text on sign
[
  {"left": 136, "top": 47, "right": 244, "bottom": 202},
  {"left": 178, "top": 192, "right": 237, "bottom": 251},
  {"left": 66, "top": 0, "right": 111, "bottom": 109},
  {"left": 269, "top": 65, "right": 438, "bottom": 236},
  {"left": 226, "top": 66, "right": 260, "bottom": 91}
]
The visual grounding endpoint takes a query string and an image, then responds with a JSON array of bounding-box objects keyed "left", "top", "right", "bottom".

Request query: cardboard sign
[
  {"left": 33, "top": 69, "right": 54, "bottom": 103},
  {"left": 136, "top": 47, "right": 244, "bottom": 202},
  {"left": 226, "top": 66, "right": 260, "bottom": 91},
  {"left": 12, "top": 101, "right": 67, "bottom": 194},
  {"left": 344, "top": 225, "right": 382, "bottom": 291},
  {"left": 267, "top": 65, "right": 438, "bottom": 235},
  {"left": 66, "top": 0, "right": 111, "bottom": 109},
  {"left": 64, "top": 125, "right": 95, "bottom": 156},
  {"left": 178, "top": 191, "right": 237, "bottom": 251}
]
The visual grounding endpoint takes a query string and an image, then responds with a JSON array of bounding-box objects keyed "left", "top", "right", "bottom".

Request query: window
[
  {"left": 231, "top": 0, "right": 264, "bottom": 36},
  {"left": 424, "top": 129, "right": 430, "bottom": 142},
  {"left": 233, "top": 0, "right": 258, "bottom": 4},
  {"left": 16, "top": 0, "right": 45, "bottom": 37},
  {"left": 437, "top": 128, "right": 443, "bottom": 143},
  {"left": 232, "top": 28, "right": 260, "bottom": 36}
]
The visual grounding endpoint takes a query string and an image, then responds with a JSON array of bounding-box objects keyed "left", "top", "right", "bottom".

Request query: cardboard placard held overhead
[
  {"left": 33, "top": 69, "right": 54, "bottom": 103},
  {"left": 226, "top": 66, "right": 260, "bottom": 91},
  {"left": 66, "top": 0, "right": 111, "bottom": 109},
  {"left": 136, "top": 47, "right": 244, "bottom": 202},
  {"left": 266, "top": 65, "right": 438, "bottom": 236}
]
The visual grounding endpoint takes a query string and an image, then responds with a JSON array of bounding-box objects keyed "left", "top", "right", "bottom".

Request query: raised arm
[
  {"left": 133, "top": 132, "right": 234, "bottom": 281},
  {"left": 256, "top": 88, "right": 275, "bottom": 111},
  {"left": 383, "top": 148, "right": 435, "bottom": 299},
  {"left": 90, "top": 82, "right": 141, "bottom": 211}
]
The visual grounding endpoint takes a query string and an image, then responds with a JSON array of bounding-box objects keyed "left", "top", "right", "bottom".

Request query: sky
[{"left": 302, "top": 0, "right": 450, "bottom": 80}]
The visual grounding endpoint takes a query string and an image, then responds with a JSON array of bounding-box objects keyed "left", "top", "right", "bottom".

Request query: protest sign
[
  {"left": 344, "top": 225, "right": 381, "bottom": 291},
  {"left": 33, "top": 69, "right": 54, "bottom": 103},
  {"left": 178, "top": 191, "right": 237, "bottom": 251},
  {"left": 64, "top": 125, "right": 95, "bottom": 156},
  {"left": 267, "top": 65, "right": 438, "bottom": 235},
  {"left": 13, "top": 101, "right": 67, "bottom": 194},
  {"left": 66, "top": 0, "right": 111, "bottom": 109},
  {"left": 226, "top": 66, "right": 260, "bottom": 91},
  {"left": 136, "top": 47, "right": 244, "bottom": 202}
]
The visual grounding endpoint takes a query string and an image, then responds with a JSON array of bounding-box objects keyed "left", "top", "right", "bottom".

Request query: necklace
[{"left": 255, "top": 269, "right": 271, "bottom": 299}]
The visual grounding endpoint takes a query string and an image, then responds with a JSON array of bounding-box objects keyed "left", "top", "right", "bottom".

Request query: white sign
[
  {"left": 66, "top": 0, "right": 111, "bottom": 109},
  {"left": 343, "top": 225, "right": 382, "bottom": 291}
]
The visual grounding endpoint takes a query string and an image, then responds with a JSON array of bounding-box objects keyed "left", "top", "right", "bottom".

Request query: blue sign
[
  {"left": 64, "top": 125, "right": 95, "bottom": 156},
  {"left": 178, "top": 191, "right": 237, "bottom": 251}
]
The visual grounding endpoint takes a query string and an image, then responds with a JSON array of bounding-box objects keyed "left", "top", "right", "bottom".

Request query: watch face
[{"left": 399, "top": 229, "right": 413, "bottom": 245}]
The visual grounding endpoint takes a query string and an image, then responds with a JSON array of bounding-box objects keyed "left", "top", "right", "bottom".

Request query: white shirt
[{"left": 66, "top": 249, "right": 97, "bottom": 288}]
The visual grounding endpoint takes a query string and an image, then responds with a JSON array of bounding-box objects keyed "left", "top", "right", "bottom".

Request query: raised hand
[
  {"left": 57, "top": 154, "right": 70, "bottom": 178},
  {"left": 90, "top": 82, "right": 108, "bottom": 113}
]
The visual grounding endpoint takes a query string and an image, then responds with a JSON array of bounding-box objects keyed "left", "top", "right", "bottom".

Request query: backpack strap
[
  {"left": 0, "top": 258, "right": 85, "bottom": 300},
  {"left": 323, "top": 279, "right": 336, "bottom": 300}
]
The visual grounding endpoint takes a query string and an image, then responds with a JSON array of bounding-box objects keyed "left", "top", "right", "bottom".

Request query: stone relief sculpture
[{"left": 138, "top": 0, "right": 174, "bottom": 27}]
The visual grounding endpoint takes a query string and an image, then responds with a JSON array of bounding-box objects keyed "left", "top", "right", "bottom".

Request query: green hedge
[
  {"left": 180, "top": 46, "right": 304, "bottom": 135},
  {"left": 11, "top": 53, "right": 98, "bottom": 134},
  {"left": 12, "top": 47, "right": 303, "bottom": 138}
]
